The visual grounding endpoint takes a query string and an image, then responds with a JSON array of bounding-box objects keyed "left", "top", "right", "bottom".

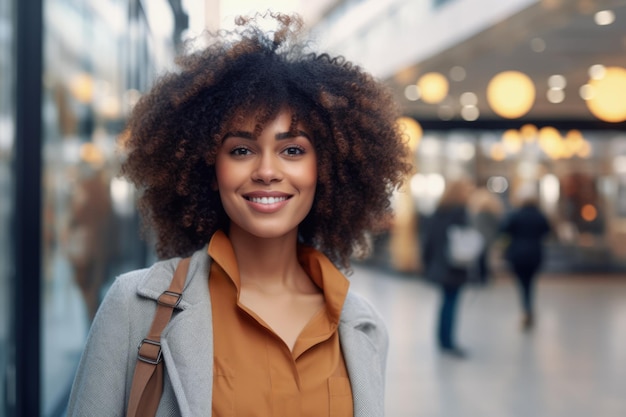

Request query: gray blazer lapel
[{"left": 137, "top": 248, "right": 215, "bottom": 417}]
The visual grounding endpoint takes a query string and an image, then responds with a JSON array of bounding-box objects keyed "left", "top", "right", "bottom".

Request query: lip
[{"left": 243, "top": 191, "right": 293, "bottom": 213}]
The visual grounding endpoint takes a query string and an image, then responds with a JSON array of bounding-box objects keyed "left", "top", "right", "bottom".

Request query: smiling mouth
[{"left": 245, "top": 196, "right": 290, "bottom": 205}]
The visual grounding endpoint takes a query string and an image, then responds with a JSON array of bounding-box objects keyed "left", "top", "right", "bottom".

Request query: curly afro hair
[{"left": 120, "top": 12, "right": 412, "bottom": 268}]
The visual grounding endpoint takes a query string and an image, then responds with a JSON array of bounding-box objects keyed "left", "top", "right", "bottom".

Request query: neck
[{"left": 226, "top": 226, "right": 311, "bottom": 292}]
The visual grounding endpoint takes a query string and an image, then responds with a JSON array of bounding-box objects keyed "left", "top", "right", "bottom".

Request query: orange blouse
[{"left": 208, "top": 231, "right": 353, "bottom": 416}]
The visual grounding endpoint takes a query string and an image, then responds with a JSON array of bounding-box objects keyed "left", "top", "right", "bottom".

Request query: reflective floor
[{"left": 349, "top": 265, "right": 626, "bottom": 417}]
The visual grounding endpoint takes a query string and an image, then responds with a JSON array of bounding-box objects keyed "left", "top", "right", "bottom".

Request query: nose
[{"left": 252, "top": 152, "right": 282, "bottom": 184}]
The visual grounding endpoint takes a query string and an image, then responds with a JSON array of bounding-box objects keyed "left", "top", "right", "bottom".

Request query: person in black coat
[
  {"left": 500, "top": 184, "right": 551, "bottom": 330},
  {"left": 421, "top": 179, "right": 474, "bottom": 357}
]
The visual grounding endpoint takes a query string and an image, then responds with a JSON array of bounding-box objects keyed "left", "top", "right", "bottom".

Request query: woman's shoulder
[
  {"left": 342, "top": 291, "right": 386, "bottom": 327},
  {"left": 115, "top": 247, "right": 210, "bottom": 294}
]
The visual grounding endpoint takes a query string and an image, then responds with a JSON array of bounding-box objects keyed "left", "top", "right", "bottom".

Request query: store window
[{"left": 40, "top": 1, "right": 177, "bottom": 415}]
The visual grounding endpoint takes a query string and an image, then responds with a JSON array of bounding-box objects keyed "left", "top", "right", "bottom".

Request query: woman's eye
[
  {"left": 230, "top": 147, "right": 251, "bottom": 156},
  {"left": 283, "top": 146, "right": 305, "bottom": 156}
]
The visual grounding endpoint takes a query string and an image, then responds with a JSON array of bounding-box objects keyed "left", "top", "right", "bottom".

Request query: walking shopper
[
  {"left": 67, "top": 13, "right": 411, "bottom": 416},
  {"left": 501, "top": 184, "right": 551, "bottom": 330},
  {"left": 422, "top": 179, "right": 475, "bottom": 358}
]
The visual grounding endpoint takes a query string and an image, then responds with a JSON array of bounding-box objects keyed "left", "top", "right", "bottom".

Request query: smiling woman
[{"left": 67, "top": 12, "right": 411, "bottom": 417}]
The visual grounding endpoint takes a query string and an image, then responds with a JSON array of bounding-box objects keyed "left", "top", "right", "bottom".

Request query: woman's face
[{"left": 215, "top": 109, "right": 317, "bottom": 240}]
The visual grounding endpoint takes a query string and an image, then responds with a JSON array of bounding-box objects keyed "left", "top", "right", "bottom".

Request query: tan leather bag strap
[{"left": 126, "top": 257, "right": 191, "bottom": 417}]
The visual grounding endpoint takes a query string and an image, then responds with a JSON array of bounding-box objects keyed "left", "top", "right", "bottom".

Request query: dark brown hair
[{"left": 120, "top": 12, "right": 411, "bottom": 268}]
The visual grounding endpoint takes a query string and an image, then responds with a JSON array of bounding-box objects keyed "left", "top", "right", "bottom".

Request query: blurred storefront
[
  {"left": 403, "top": 125, "right": 626, "bottom": 273},
  {"left": 5, "top": 0, "right": 189, "bottom": 415},
  {"left": 307, "top": 0, "right": 626, "bottom": 274}
]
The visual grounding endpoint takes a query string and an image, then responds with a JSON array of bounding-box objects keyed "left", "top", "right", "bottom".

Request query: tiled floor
[{"left": 348, "top": 265, "right": 626, "bottom": 417}]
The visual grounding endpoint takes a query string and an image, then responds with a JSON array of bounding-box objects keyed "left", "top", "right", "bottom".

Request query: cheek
[
  {"left": 214, "top": 157, "right": 232, "bottom": 192},
  {"left": 298, "top": 161, "right": 317, "bottom": 194}
]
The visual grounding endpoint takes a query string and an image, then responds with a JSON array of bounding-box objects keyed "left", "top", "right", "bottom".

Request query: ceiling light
[
  {"left": 548, "top": 74, "right": 566, "bottom": 89},
  {"left": 449, "top": 66, "right": 466, "bottom": 82},
  {"left": 404, "top": 84, "right": 421, "bottom": 101},
  {"left": 585, "top": 66, "right": 626, "bottom": 122},
  {"left": 594, "top": 10, "right": 615, "bottom": 26},
  {"left": 459, "top": 92, "right": 477, "bottom": 106},
  {"left": 589, "top": 64, "right": 606, "bottom": 80},
  {"left": 547, "top": 88, "right": 565, "bottom": 103},
  {"left": 417, "top": 72, "right": 449, "bottom": 104},
  {"left": 579, "top": 84, "right": 594, "bottom": 100},
  {"left": 460, "top": 105, "right": 479, "bottom": 121},
  {"left": 487, "top": 71, "right": 536, "bottom": 119}
]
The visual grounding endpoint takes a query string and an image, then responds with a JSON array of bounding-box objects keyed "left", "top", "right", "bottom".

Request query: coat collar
[{"left": 135, "top": 247, "right": 385, "bottom": 417}]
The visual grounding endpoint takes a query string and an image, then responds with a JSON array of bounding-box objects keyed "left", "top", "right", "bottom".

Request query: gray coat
[{"left": 67, "top": 247, "right": 389, "bottom": 417}]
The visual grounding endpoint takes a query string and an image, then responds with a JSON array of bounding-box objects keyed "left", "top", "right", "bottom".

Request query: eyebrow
[{"left": 225, "top": 130, "right": 311, "bottom": 141}]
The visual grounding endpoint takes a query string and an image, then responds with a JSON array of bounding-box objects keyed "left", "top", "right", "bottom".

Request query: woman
[
  {"left": 421, "top": 179, "right": 474, "bottom": 358},
  {"left": 501, "top": 184, "right": 551, "bottom": 330},
  {"left": 67, "top": 13, "right": 411, "bottom": 416}
]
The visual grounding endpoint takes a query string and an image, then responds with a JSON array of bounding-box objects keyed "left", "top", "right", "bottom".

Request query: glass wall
[
  {"left": 40, "top": 0, "right": 179, "bottom": 415},
  {"left": 0, "top": 0, "right": 14, "bottom": 414}
]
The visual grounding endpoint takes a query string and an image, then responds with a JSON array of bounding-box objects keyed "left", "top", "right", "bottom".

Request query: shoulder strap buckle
[
  {"left": 137, "top": 338, "right": 163, "bottom": 365},
  {"left": 157, "top": 290, "right": 182, "bottom": 308}
]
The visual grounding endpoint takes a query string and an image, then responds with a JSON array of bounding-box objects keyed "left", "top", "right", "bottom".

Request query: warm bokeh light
[
  {"left": 70, "top": 72, "right": 94, "bottom": 103},
  {"left": 548, "top": 74, "right": 567, "bottom": 89},
  {"left": 585, "top": 66, "right": 626, "bottom": 123},
  {"left": 538, "top": 126, "right": 562, "bottom": 159},
  {"left": 487, "top": 71, "right": 536, "bottom": 118},
  {"left": 460, "top": 105, "right": 479, "bottom": 121},
  {"left": 489, "top": 142, "right": 507, "bottom": 161},
  {"left": 563, "top": 129, "right": 585, "bottom": 158},
  {"left": 547, "top": 88, "right": 565, "bottom": 103},
  {"left": 520, "top": 124, "right": 538, "bottom": 141},
  {"left": 594, "top": 10, "right": 615, "bottom": 26},
  {"left": 581, "top": 204, "right": 598, "bottom": 222},
  {"left": 417, "top": 72, "right": 449, "bottom": 104},
  {"left": 502, "top": 129, "right": 523, "bottom": 154},
  {"left": 404, "top": 84, "right": 420, "bottom": 101},
  {"left": 589, "top": 64, "right": 606, "bottom": 80},
  {"left": 79, "top": 142, "right": 105, "bottom": 167},
  {"left": 576, "top": 140, "right": 592, "bottom": 158}
]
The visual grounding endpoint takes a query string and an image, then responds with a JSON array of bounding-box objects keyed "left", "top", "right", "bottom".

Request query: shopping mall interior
[{"left": 1, "top": 0, "right": 625, "bottom": 416}]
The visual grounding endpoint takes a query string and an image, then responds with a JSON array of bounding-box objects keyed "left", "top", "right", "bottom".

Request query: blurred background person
[
  {"left": 64, "top": 162, "right": 116, "bottom": 321},
  {"left": 468, "top": 187, "right": 505, "bottom": 284},
  {"left": 421, "top": 178, "right": 475, "bottom": 358},
  {"left": 500, "top": 183, "right": 551, "bottom": 330}
]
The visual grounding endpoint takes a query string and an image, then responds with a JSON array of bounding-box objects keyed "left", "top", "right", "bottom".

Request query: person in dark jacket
[
  {"left": 500, "top": 184, "right": 551, "bottom": 330},
  {"left": 421, "top": 179, "right": 474, "bottom": 357}
]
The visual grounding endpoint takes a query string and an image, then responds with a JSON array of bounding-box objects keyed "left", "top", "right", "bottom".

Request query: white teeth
[{"left": 249, "top": 196, "right": 287, "bottom": 204}]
